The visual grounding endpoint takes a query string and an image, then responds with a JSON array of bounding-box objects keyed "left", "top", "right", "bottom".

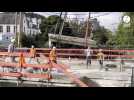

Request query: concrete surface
[{"left": 0, "top": 57, "right": 133, "bottom": 87}]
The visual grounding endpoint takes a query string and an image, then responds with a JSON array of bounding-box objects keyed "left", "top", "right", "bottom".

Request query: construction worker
[
  {"left": 120, "top": 57, "right": 125, "bottom": 72},
  {"left": 8, "top": 37, "right": 16, "bottom": 62},
  {"left": 7, "top": 37, "right": 16, "bottom": 72},
  {"left": 19, "top": 53, "right": 25, "bottom": 68},
  {"left": 29, "top": 45, "right": 36, "bottom": 63},
  {"left": 97, "top": 49, "right": 105, "bottom": 69},
  {"left": 85, "top": 46, "right": 93, "bottom": 68},
  {"left": 46, "top": 46, "right": 57, "bottom": 81},
  {"left": 49, "top": 46, "right": 57, "bottom": 63},
  {"left": 30, "top": 45, "right": 36, "bottom": 58},
  {"left": 29, "top": 45, "right": 40, "bottom": 73}
]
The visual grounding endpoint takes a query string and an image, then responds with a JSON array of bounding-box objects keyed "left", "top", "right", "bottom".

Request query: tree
[
  {"left": 106, "top": 34, "right": 117, "bottom": 48},
  {"left": 37, "top": 15, "right": 73, "bottom": 48},
  {"left": 92, "top": 26, "right": 112, "bottom": 47},
  {"left": 111, "top": 12, "right": 134, "bottom": 49},
  {"left": 21, "top": 34, "right": 36, "bottom": 47},
  {"left": 125, "top": 12, "right": 134, "bottom": 36}
]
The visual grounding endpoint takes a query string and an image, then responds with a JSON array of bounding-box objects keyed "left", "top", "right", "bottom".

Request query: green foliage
[
  {"left": 19, "top": 14, "right": 115, "bottom": 48},
  {"left": 40, "top": 15, "right": 63, "bottom": 34},
  {"left": 20, "top": 15, "right": 74, "bottom": 48},
  {"left": 15, "top": 32, "right": 28, "bottom": 47},
  {"left": 92, "top": 26, "right": 112, "bottom": 47},
  {"left": 21, "top": 34, "right": 35, "bottom": 48},
  {"left": 109, "top": 12, "right": 134, "bottom": 49}
]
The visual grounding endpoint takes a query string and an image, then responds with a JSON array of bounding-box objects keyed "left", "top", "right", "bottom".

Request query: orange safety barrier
[
  {"left": 40, "top": 54, "right": 88, "bottom": 87},
  {"left": 51, "top": 62, "right": 88, "bottom": 87},
  {"left": 0, "top": 61, "right": 50, "bottom": 69},
  {"left": 1, "top": 51, "right": 134, "bottom": 61},
  {"left": 23, "top": 73, "right": 49, "bottom": 79},
  {"left": 0, "top": 61, "right": 19, "bottom": 68},
  {"left": 16, "top": 48, "right": 134, "bottom": 52},
  {"left": 2, "top": 48, "right": 134, "bottom": 53},
  {"left": 0, "top": 72, "right": 22, "bottom": 77},
  {"left": 0, "top": 52, "right": 31, "bottom": 57},
  {"left": 1, "top": 48, "right": 134, "bottom": 87},
  {"left": 0, "top": 52, "right": 52, "bottom": 81},
  {"left": 0, "top": 52, "right": 124, "bottom": 57},
  {"left": 0, "top": 72, "right": 49, "bottom": 79}
]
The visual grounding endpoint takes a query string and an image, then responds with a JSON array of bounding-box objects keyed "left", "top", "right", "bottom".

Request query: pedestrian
[
  {"left": 85, "top": 46, "right": 92, "bottom": 68},
  {"left": 97, "top": 49, "right": 105, "bottom": 69}
]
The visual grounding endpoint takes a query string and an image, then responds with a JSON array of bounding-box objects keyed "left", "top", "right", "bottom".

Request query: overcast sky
[
  {"left": 35, "top": 12, "right": 123, "bottom": 32},
  {"left": 0, "top": 12, "right": 123, "bottom": 32}
]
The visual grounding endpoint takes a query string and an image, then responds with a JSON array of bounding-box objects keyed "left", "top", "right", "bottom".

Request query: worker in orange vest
[
  {"left": 97, "top": 49, "right": 105, "bottom": 69},
  {"left": 19, "top": 53, "right": 25, "bottom": 66},
  {"left": 29, "top": 45, "right": 36, "bottom": 63},
  {"left": 30, "top": 45, "right": 36, "bottom": 58},
  {"left": 29, "top": 45, "right": 41, "bottom": 73},
  {"left": 19, "top": 53, "right": 25, "bottom": 72},
  {"left": 47, "top": 46, "right": 57, "bottom": 81},
  {"left": 49, "top": 46, "right": 57, "bottom": 63}
]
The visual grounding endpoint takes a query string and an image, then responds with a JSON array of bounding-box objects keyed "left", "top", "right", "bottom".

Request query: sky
[
  {"left": 35, "top": 12, "right": 123, "bottom": 32},
  {"left": 0, "top": 12, "right": 123, "bottom": 32}
]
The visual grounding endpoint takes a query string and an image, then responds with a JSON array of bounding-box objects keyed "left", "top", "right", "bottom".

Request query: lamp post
[
  {"left": 85, "top": 12, "right": 91, "bottom": 48},
  {"left": 18, "top": 12, "right": 22, "bottom": 48}
]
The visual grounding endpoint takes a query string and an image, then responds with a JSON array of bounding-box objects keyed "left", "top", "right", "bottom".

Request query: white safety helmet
[
  {"left": 53, "top": 46, "right": 56, "bottom": 50},
  {"left": 31, "top": 45, "right": 34, "bottom": 48},
  {"left": 11, "top": 37, "right": 15, "bottom": 43},
  {"left": 88, "top": 46, "right": 90, "bottom": 49},
  {"left": 99, "top": 49, "right": 102, "bottom": 52}
]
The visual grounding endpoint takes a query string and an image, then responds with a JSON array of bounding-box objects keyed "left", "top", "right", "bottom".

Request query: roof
[
  {"left": 0, "top": 12, "right": 43, "bottom": 25},
  {"left": 0, "top": 13, "right": 20, "bottom": 24}
]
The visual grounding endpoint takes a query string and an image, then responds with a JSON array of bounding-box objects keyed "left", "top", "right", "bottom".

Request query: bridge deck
[{"left": 49, "top": 34, "right": 96, "bottom": 47}]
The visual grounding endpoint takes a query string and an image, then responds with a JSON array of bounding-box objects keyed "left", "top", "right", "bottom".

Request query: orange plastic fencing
[
  {"left": 0, "top": 52, "right": 51, "bottom": 80},
  {"left": 40, "top": 54, "right": 88, "bottom": 87},
  {"left": 0, "top": 72, "right": 49, "bottom": 79},
  {"left": 51, "top": 62, "right": 88, "bottom": 87},
  {"left": 0, "top": 51, "right": 126, "bottom": 57},
  {"left": 0, "top": 61, "right": 50, "bottom": 69},
  {"left": 1, "top": 48, "right": 134, "bottom": 87}
]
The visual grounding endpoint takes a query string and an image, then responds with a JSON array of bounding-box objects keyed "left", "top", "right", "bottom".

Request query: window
[
  {"left": 30, "top": 30, "right": 31, "bottom": 35},
  {"left": 0, "top": 26, "right": 3, "bottom": 32},
  {"left": 7, "top": 26, "right": 10, "bottom": 32},
  {"left": 24, "top": 27, "right": 25, "bottom": 32},
  {"left": 14, "top": 26, "right": 16, "bottom": 33}
]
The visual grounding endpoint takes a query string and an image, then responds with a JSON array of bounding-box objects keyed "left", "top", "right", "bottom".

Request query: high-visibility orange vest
[
  {"left": 19, "top": 53, "right": 25, "bottom": 67},
  {"left": 30, "top": 48, "right": 36, "bottom": 57},
  {"left": 97, "top": 52, "right": 104, "bottom": 60},
  {"left": 49, "top": 50, "right": 57, "bottom": 62}
]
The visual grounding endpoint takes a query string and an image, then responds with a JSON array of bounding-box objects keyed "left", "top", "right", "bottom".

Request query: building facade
[
  {"left": 90, "top": 18, "right": 100, "bottom": 31},
  {"left": 0, "top": 12, "right": 42, "bottom": 42}
]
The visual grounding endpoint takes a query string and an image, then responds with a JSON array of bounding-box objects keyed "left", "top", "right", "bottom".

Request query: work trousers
[
  {"left": 99, "top": 60, "right": 103, "bottom": 69},
  {"left": 86, "top": 56, "right": 91, "bottom": 68}
]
